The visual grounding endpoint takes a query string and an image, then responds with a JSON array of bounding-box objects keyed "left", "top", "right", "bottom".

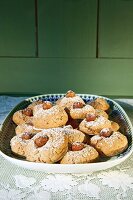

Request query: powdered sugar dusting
[
  {"left": 33, "top": 127, "right": 43, "bottom": 131},
  {"left": 93, "top": 131, "right": 127, "bottom": 149},
  {"left": 30, "top": 129, "right": 67, "bottom": 150},
  {"left": 58, "top": 95, "right": 85, "bottom": 109},
  {"left": 11, "top": 134, "right": 30, "bottom": 146},
  {"left": 63, "top": 125, "right": 73, "bottom": 129},
  {"left": 62, "top": 145, "right": 98, "bottom": 164},
  {"left": 91, "top": 135, "right": 102, "bottom": 141},
  {"left": 70, "top": 105, "right": 95, "bottom": 119},
  {"left": 85, "top": 116, "right": 111, "bottom": 128},
  {"left": 100, "top": 128, "right": 110, "bottom": 133},
  {"left": 102, "top": 132, "right": 123, "bottom": 147},
  {"left": 33, "top": 105, "right": 65, "bottom": 117},
  {"left": 83, "top": 105, "right": 95, "bottom": 113}
]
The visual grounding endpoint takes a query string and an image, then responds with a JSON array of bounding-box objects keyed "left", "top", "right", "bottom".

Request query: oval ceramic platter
[{"left": 0, "top": 94, "right": 133, "bottom": 173}]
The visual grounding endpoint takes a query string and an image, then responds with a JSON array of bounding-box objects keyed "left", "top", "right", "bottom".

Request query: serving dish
[{"left": 0, "top": 94, "right": 133, "bottom": 173}]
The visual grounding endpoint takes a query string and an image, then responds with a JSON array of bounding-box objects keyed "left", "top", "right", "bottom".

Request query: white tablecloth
[{"left": 0, "top": 96, "right": 133, "bottom": 200}]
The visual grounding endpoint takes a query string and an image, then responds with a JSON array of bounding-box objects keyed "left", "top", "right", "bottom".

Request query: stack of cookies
[{"left": 10, "top": 90, "right": 128, "bottom": 164}]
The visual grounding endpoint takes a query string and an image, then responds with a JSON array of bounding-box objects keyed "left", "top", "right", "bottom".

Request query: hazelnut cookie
[
  {"left": 90, "top": 98, "right": 110, "bottom": 111},
  {"left": 10, "top": 132, "right": 35, "bottom": 156},
  {"left": 33, "top": 104, "right": 68, "bottom": 129},
  {"left": 60, "top": 142, "right": 99, "bottom": 164},
  {"left": 79, "top": 116, "right": 111, "bottom": 135},
  {"left": 25, "top": 129, "right": 68, "bottom": 163},
  {"left": 56, "top": 90, "right": 85, "bottom": 110},
  {"left": 15, "top": 123, "right": 42, "bottom": 135},
  {"left": 90, "top": 131, "right": 128, "bottom": 157},
  {"left": 70, "top": 104, "right": 95, "bottom": 120},
  {"left": 12, "top": 108, "right": 33, "bottom": 125}
]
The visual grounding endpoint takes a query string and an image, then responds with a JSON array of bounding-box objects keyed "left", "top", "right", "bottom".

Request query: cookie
[
  {"left": 12, "top": 108, "right": 33, "bottom": 125},
  {"left": 27, "top": 100, "right": 44, "bottom": 110},
  {"left": 79, "top": 116, "right": 111, "bottom": 135},
  {"left": 15, "top": 123, "right": 42, "bottom": 135},
  {"left": 90, "top": 98, "right": 110, "bottom": 111},
  {"left": 95, "top": 109, "right": 108, "bottom": 119},
  {"left": 70, "top": 104, "right": 95, "bottom": 119},
  {"left": 10, "top": 132, "right": 34, "bottom": 156},
  {"left": 90, "top": 131, "right": 128, "bottom": 157},
  {"left": 111, "top": 121, "right": 120, "bottom": 131},
  {"left": 45, "top": 126, "right": 86, "bottom": 144},
  {"left": 60, "top": 142, "right": 99, "bottom": 164},
  {"left": 25, "top": 129, "right": 68, "bottom": 163},
  {"left": 33, "top": 101, "right": 53, "bottom": 114},
  {"left": 56, "top": 90, "right": 85, "bottom": 110},
  {"left": 33, "top": 104, "right": 68, "bottom": 129},
  {"left": 62, "top": 126, "right": 86, "bottom": 143}
]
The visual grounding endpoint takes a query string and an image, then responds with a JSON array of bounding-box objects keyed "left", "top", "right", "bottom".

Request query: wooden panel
[
  {"left": 0, "top": 58, "right": 132, "bottom": 96},
  {"left": 38, "top": 0, "right": 97, "bottom": 57},
  {"left": 99, "top": 0, "right": 133, "bottom": 58},
  {"left": 0, "top": 0, "right": 35, "bottom": 56}
]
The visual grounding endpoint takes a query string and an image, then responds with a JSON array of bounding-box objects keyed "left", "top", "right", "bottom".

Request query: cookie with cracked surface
[
  {"left": 70, "top": 104, "right": 95, "bottom": 119},
  {"left": 95, "top": 109, "right": 109, "bottom": 119},
  {"left": 33, "top": 101, "right": 53, "bottom": 114},
  {"left": 33, "top": 104, "right": 68, "bottom": 129},
  {"left": 60, "top": 142, "right": 99, "bottom": 164},
  {"left": 25, "top": 129, "right": 68, "bottom": 163},
  {"left": 10, "top": 132, "right": 35, "bottom": 156},
  {"left": 27, "top": 100, "right": 44, "bottom": 110},
  {"left": 61, "top": 126, "right": 86, "bottom": 144},
  {"left": 90, "top": 131, "right": 128, "bottom": 157},
  {"left": 90, "top": 98, "right": 110, "bottom": 111},
  {"left": 79, "top": 116, "right": 111, "bottom": 135},
  {"left": 15, "top": 123, "right": 42, "bottom": 135},
  {"left": 45, "top": 126, "right": 86, "bottom": 144},
  {"left": 12, "top": 108, "right": 33, "bottom": 125},
  {"left": 56, "top": 90, "right": 85, "bottom": 110}
]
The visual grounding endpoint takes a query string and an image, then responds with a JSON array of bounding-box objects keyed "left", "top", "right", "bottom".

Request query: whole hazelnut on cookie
[
  {"left": 43, "top": 101, "right": 53, "bottom": 110},
  {"left": 100, "top": 128, "right": 113, "bottom": 137},
  {"left": 73, "top": 102, "right": 84, "bottom": 109},
  {"left": 66, "top": 90, "right": 76, "bottom": 98},
  {"left": 34, "top": 136, "right": 49, "bottom": 147},
  {"left": 21, "top": 132, "right": 33, "bottom": 140},
  {"left": 22, "top": 108, "right": 33, "bottom": 116},
  {"left": 86, "top": 113, "right": 96, "bottom": 122},
  {"left": 71, "top": 142, "right": 84, "bottom": 151}
]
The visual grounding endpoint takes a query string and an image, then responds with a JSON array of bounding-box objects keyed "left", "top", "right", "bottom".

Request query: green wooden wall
[
  {"left": 0, "top": 0, "right": 35, "bottom": 56},
  {"left": 0, "top": 0, "right": 133, "bottom": 96},
  {"left": 38, "top": 0, "right": 97, "bottom": 57}
]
